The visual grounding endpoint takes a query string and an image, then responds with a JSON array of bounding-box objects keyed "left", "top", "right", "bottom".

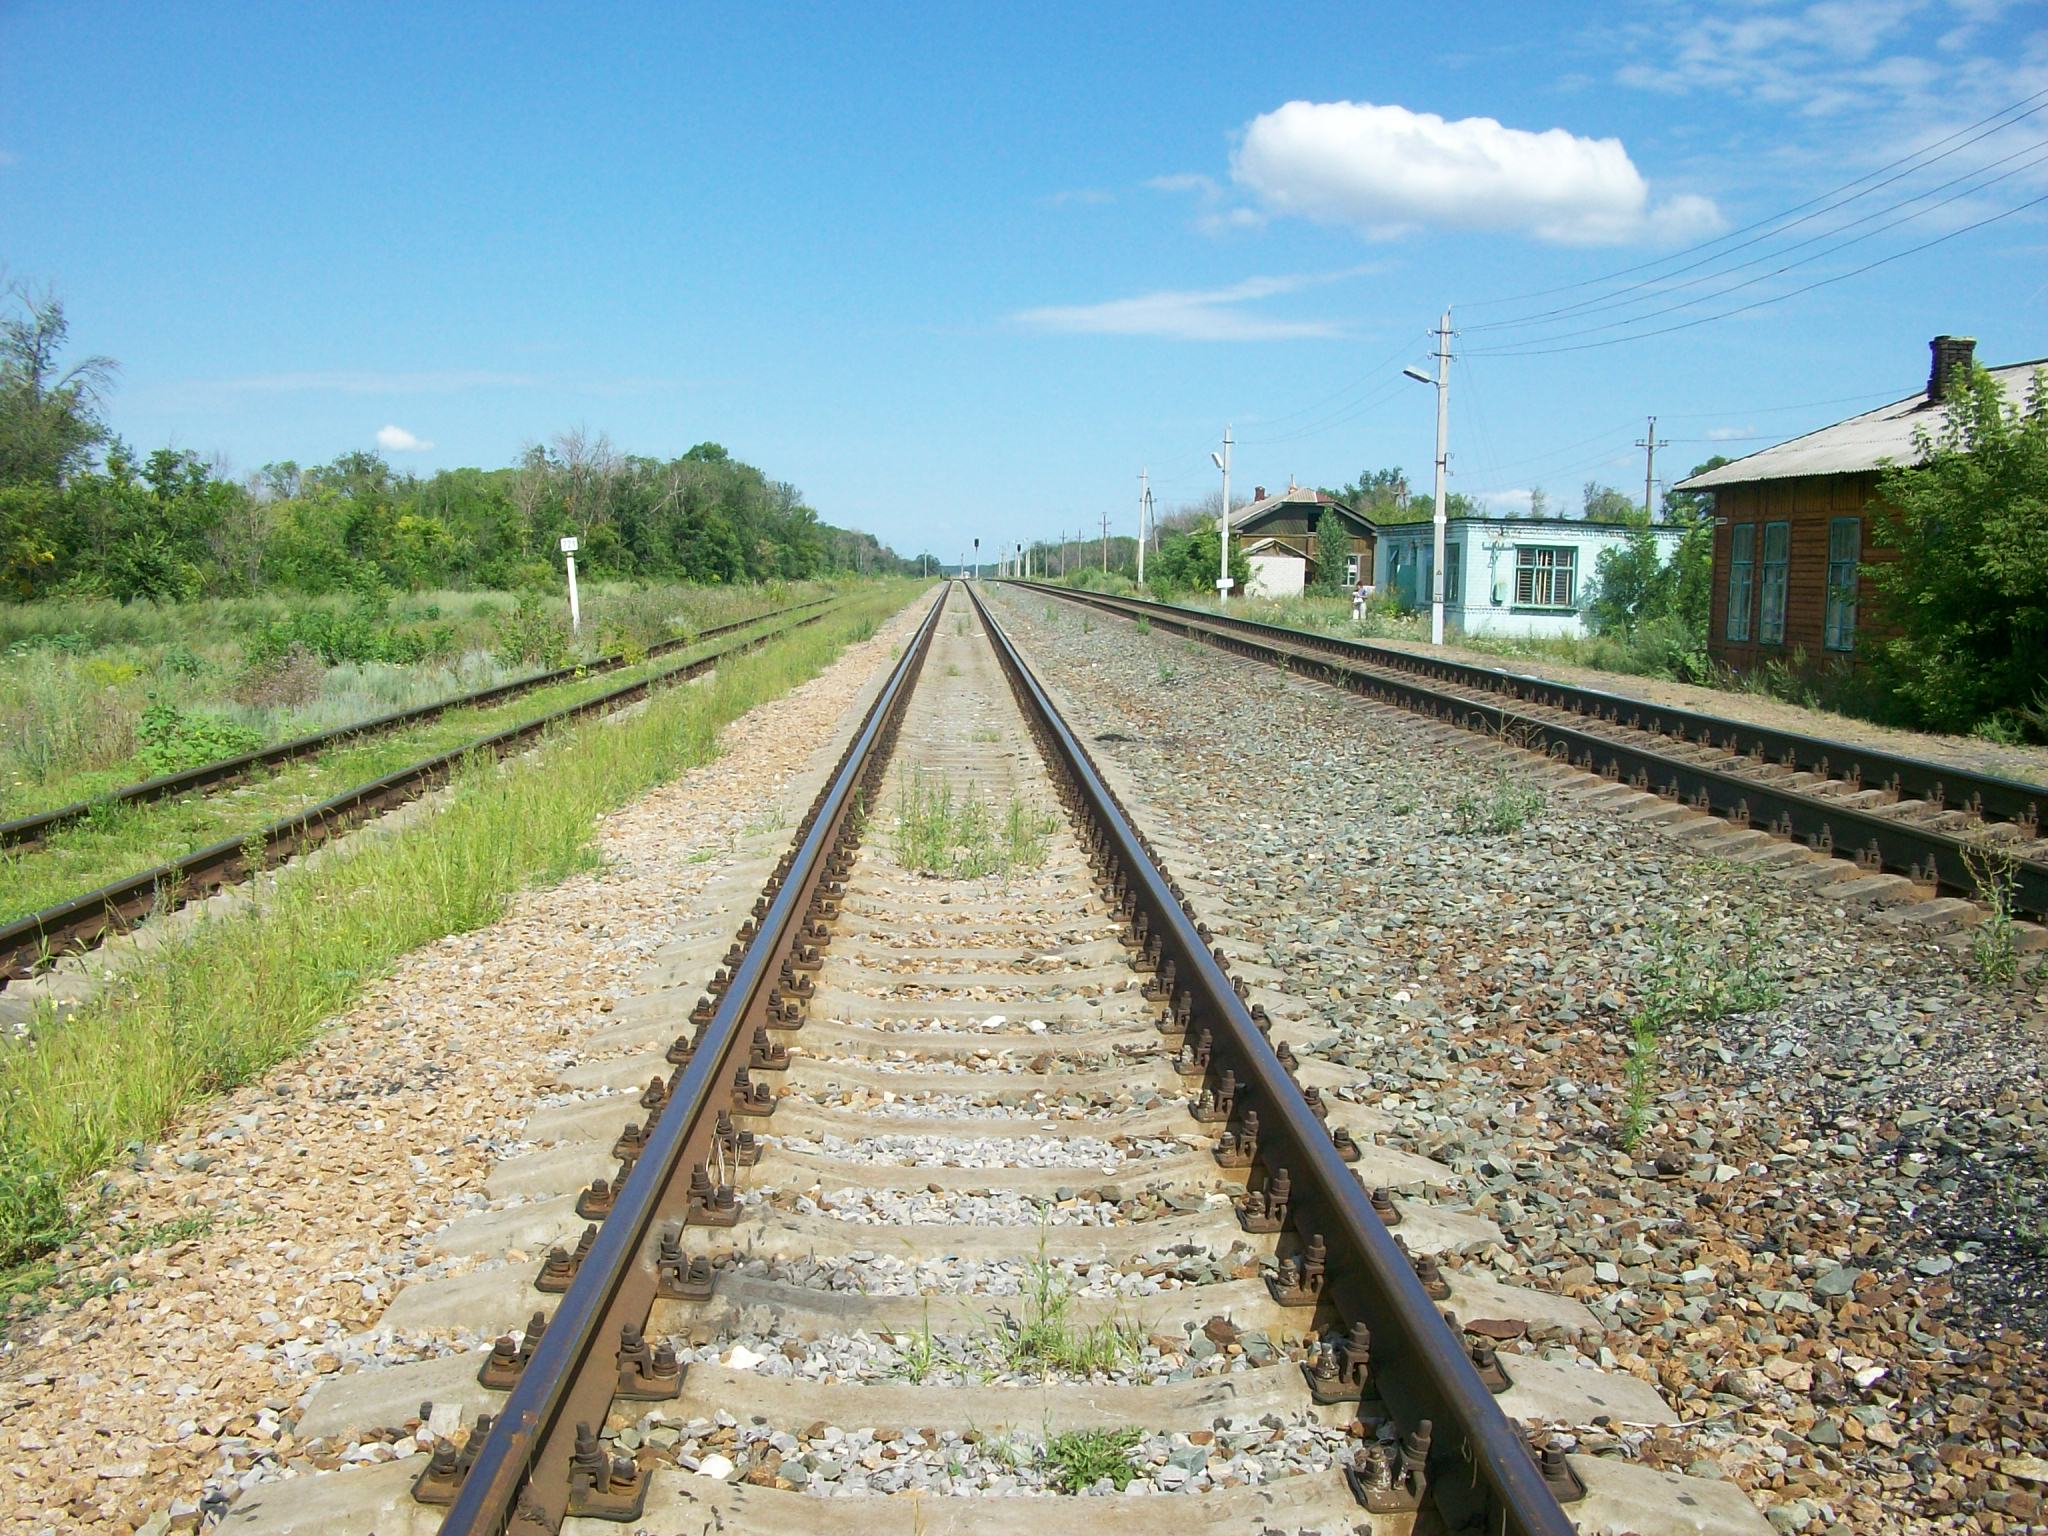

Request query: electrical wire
[
  {"left": 1468, "top": 187, "right": 2048, "bottom": 357},
  {"left": 1468, "top": 144, "right": 2048, "bottom": 349},
  {"left": 1465, "top": 133, "right": 2048, "bottom": 335},
  {"left": 1457, "top": 84, "right": 2048, "bottom": 312}
]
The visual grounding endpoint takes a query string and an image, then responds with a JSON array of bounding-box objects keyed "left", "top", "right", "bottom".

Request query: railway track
[
  {"left": 0, "top": 595, "right": 837, "bottom": 853},
  {"left": 0, "top": 599, "right": 843, "bottom": 986},
  {"left": 224, "top": 582, "right": 1768, "bottom": 1536},
  {"left": 1009, "top": 580, "right": 2048, "bottom": 930}
]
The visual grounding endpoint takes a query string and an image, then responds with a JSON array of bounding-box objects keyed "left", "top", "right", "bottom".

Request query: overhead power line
[
  {"left": 1465, "top": 187, "right": 2048, "bottom": 357},
  {"left": 1457, "top": 84, "right": 2048, "bottom": 312},
  {"left": 1466, "top": 145, "right": 2048, "bottom": 352},
  {"left": 1466, "top": 132, "right": 2048, "bottom": 335}
]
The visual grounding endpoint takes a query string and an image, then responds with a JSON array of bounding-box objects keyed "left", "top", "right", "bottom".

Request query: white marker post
[{"left": 560, "top": 535, "right": 581, "bottom": 632}]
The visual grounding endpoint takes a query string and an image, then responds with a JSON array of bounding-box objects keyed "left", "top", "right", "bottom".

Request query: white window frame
[{"left": 1513, "top": 545, "right": 1577, "bottom": 610}]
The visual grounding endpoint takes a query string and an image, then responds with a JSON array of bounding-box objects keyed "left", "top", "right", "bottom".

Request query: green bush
[
  {"left": 243, "top": 593, "right": 430, "bottom": 668},
  {"left": 1868, "top": 366, "right": 2048, "bottom": 738},
  {"left": 1060, "top": 567, "right": 1138, "bottom": 596},
  {"left": 490, "top": 589, "right": 574, "bottom": 669},
  {"left": 135, "top": 696, "right": 264, "bottom": 774}
]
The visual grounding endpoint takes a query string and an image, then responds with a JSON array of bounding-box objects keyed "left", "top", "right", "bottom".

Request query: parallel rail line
[
  {"left": 0, "top": 601, "right": 840, "bottom": 986},
  {"left": 0, "top": 595, "right": 836, "bottom": 852},
  {"left": 1010, "top": 580, "right": 2048, "bottom": 922},
  {"left": 412, "top": 581, "right": 1580, "bottom": 1536}
]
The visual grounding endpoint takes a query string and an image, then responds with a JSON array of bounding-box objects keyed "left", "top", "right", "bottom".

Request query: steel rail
[
  {"left": 964, "top": 581, "right": 1576, "bottom": 1535},
  {"left": 0, "top": 596, "right": 837, "bottom": 851},
  {"left": 1008, "top": 580, "right": 2048, "bottom": 834},
  {"left": 433, "top": 587, "right": 946, "bottom": 1536},
  {"left": 1012, "top": 581, "right": 2048, "bottom": 921},
  {"left": 0, "top": 602, "right": 844, "bottom": 985}
]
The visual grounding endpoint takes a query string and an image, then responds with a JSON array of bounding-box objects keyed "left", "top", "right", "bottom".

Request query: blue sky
[{"left": 3, "top": 1, "right": 2045, "bottom": 558}]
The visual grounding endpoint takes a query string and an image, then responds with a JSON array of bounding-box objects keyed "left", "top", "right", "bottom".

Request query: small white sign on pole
[{"left": 559, "top": 536, "right": 581, "bottom": 632}]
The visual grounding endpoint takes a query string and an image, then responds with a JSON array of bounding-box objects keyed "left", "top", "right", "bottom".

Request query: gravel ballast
[{"left": 987, "top": 584, "right": 2048, "bottom": 1536}]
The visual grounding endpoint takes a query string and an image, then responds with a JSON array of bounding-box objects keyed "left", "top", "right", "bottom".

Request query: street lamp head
[
  {"left": 1209, "top": 451, "right": 1224, "bottom": 471},
  {"left": 1402, "top": 367, "right": 1432, "bottom": 385}
]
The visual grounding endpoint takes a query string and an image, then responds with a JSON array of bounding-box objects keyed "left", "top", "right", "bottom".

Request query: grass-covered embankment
[
  {"left": 0, "top": 580, "right": 839, "bottom": 819},
  {"left": 0, "top": 602, "right": 838, "bottom": 928},
  {"left": 0, "top": 580, "right": 926, "bottom": 1277}
]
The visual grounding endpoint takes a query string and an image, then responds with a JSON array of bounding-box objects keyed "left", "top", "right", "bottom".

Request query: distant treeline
[{"left": 1, "top": 284, "right": 919, "bottom": 601}]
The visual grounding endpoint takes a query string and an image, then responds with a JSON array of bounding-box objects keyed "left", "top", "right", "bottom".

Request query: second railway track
[
  {"left": 0, "top": 598, "right": 845, "bottom": 986},
  {"left": 219, "top": 582, "right": 1769, "bottom": 1536},
  {"left": 1009, "top": 580, "right": 2048, "bottom": 932}
]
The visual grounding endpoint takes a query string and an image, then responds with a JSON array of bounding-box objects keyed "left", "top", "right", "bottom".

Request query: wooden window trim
[
  {"left": 1726, "top": 523, "right": 1755, "bottom": 644},
  {"left": 1758, "top": 520, "right": 1790, "bottom": 646},
  {"left": 1824, "top": 516, "right": 1859, "bottom": 652}
]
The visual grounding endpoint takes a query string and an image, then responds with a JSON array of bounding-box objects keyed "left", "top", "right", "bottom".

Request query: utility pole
[
  {"left": 1137, "top": 467, "right": 1151, "bottom": 587},
  {"left": 1636, "top": 416, "right": 1669, "bottom": 522},
  {"left": 1099, "top": 509, "right": 1110, "bottom": 571},
  {"left": 1211, "top": 426, "right": 1234, "bottom": 600},
  {"left": 1403, "top": 313, "right": 1453, "bottom": 645},
  {"left": 1430, "top": 313, "right": 1451, "bottom": 645}
]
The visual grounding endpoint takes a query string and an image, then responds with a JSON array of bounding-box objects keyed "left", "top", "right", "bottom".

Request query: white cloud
[
  {"left": 1707, "top": 424, "right": 1760, "bottom": 440},
  {"left": 1147, "top": 173, "right": 1223, "bottom": 196},
  {"left": 1149, "top": 172, "right": 1270, "bottom": 237},
  {"left": 1230, "top": 99, "right": 1723, "bottom": 246},
  {"left": 1013, "top": 268, "right": 1371, "bottom": 342},
  {"left": 1043, "top": 187, "right": 1114, "bottom": 207},
  {"left": 375, "top": 424, "right": 434, "bottom": 452}
]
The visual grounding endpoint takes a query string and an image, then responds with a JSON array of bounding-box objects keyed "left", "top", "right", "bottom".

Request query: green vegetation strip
[
  {"left": 0, "top": 582, "right": 920, "bottom": 1275},
  {"left": 0, "top": 606, "right": 835, "bottom": 929}
]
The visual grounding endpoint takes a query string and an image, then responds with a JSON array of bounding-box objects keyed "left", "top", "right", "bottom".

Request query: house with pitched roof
[
  {"left": 1231, "top": 485, "right": 1377, "bottom": 598},
  {"left": 1677, "top": 335, "right": 2044, "bottom": 669}
]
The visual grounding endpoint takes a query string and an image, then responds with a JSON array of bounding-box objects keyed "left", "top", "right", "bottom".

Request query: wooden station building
[{"left": 1677, "top": 335, "right": 2043, "bottom": 670}]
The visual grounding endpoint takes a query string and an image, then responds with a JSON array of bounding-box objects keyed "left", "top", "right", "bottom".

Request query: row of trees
[{"left": 0, "top": 284, "right": 920, "bottom": 602}]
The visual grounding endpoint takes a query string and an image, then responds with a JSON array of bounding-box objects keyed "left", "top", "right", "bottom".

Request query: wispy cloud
[
  {"left": 1231, "top": 100, "right": 1723, "bottom": 246},
  {"left": 216, "top": 369, "right": 542, "bottom": 394},
  {"left": 1013, "top": 268, "right": 1373, "bottom": 341},
  {"left": 1148, "top": 172, "right": 1269, "bottom": 237},
  {"left": 1042, "top": 187, "right": 1114, "bottom": 208},
  {"left": 0, "top": 149, "right": 18, "bottom": 169},
  {"left": 375, "top": 424, "right": 434, "bottom": 452},
  {"left": 1707, "top": 424, "right": 1760, "bottom": 440}
]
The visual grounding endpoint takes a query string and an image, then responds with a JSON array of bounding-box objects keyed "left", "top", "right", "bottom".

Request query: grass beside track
[
  {"left": 0, "top": 606, "right": 834, "bottom": 929},
  {"left": 0, "top": 581, "right": 925, "bottom": 1280}
]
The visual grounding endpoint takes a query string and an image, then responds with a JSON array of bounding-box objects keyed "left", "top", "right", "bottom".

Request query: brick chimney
[
  {"left": 1927, "top": 335, "right": 1977, "bottom": 404},
  {"left": 1253, "top": 485, "right": 1267, "bottom": 502}
]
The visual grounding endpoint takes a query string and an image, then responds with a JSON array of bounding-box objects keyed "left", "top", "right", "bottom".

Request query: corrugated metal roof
[{"left": 1676, "top": 358, "right": 2046, "bottom": 490}]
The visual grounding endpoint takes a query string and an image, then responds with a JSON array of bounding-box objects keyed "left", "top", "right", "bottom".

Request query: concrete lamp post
[
  {"left": 1403, "top": 309, "right": 1452, "bottom": 647},
  {"left": 1210, "top": 427, "right": 1234, "bottom": 600}
]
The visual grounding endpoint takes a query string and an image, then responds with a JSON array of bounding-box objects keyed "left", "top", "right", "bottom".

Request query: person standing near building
[{"left": 1352, "top": 580, "right": 1371, "bottom": 621}]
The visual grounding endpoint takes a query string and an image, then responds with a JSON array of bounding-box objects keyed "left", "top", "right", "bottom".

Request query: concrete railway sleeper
[
  {"left": 0, "top": 600, "right": 842, "bottom": 986},
  {"left": 220, "top": 583, "right": 1769, "bottom": 1536},
  {"left": 1009, "top": 581, "right": 2048, "bottom": 933}
]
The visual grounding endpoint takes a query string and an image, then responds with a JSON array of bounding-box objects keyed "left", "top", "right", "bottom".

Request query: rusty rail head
[
  {"left": 965, "top": 581, "right": 1577, "bottom": 1536},
  {"left": 434, "top": 587, "right": 946, "bottom": 1536}
]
